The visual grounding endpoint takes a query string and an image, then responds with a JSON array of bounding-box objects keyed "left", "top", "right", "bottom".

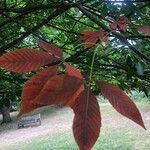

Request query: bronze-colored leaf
[
  {"left": 97, "top": 80, "right": 146, "bottom": 129},
  {"left": 72, "top": 89, "right": 101, "bottom": 150},
  {"left": 37, "top": 39, "right": 63, "bottom": 58},
  {"left": 80, "top": 30, "right": 107, "bottom": 48},
  {"left": 0, "top": 48, "right": 54, "bottom": 73},
  {"left": 138, "top": 26, "right": 150, "bottom": 36},
  {"left": 18, "top": 65, "right": 58, "bottom": 116}
]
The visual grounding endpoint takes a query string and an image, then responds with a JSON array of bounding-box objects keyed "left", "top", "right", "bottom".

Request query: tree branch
[
  {"left": 66, "top": 14, "right": 99, "bottom": 30},
  {"left": 83, "top": 4, "right": 112, "bottom": 23},
  {"left": 0, "top": 2, "right": 76, "bottom": 13},
  {"left": 0, "top": 7, "right": 71, "bottom": 52},
  {"left": 104, "top": 0, "right": 150, "bottom": 3},
  {"left": 76, "top": 4, "right": 150, "bottom": 62},
  {"left": 126, "top": 35, "right": 150, "bottom": 39},
  {"left": 126, "top": 2, "right": 150, "bottom": 18},
  {"left": 0, "top": 2, "right": 77, "bottom": 28},
  {"left": 46, "top": 24, "right": 80, "bottom": 35}
]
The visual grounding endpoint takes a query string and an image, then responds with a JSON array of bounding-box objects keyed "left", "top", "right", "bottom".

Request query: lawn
[{"left": 0, "top": 102, "right": 150, "bottom": 150}]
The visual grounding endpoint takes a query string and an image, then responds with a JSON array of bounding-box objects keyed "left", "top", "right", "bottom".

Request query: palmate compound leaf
[
  {"left": 65, "top": 62, "right": 84, "bottom": 80},
  {"left": 80, "top": 29, "right": 108, "bottom": 48},
  {"left": 97, "top": 81, "right": 146, "bottom": 129},
  {"left": 37, "top": 39, "right": 63, "bottom": 58},
  {"left": 0, "top": 48, "right": 55, "bottom": 73},
  {"left": 67, "top": 84, "right": 85, "bottom": 108},
  {"left": 138, "top": 26, "right": 150, "bottom": 36},
  {"left": 18, "top": 63, "right": 84, "bottom": 117},
  {"left": 18, "top": 65, "right": 58, "bottom": 117},
  {"left": 65, "top": 63, "right": 85, "bottom": 107},
  {"left": 32, "top": 63, "right": 84, "bottom": 106},
  {"left": 72, "top": 89, "right": 101, "bottom": 150}
]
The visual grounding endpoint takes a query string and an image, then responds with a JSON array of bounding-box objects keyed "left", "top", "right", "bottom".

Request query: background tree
[
  {"left": 0, "top": 69, "right": 25, "bottom": 123},
  {"left": 0, "top": 0, "right": 150, "bottom": 124}
]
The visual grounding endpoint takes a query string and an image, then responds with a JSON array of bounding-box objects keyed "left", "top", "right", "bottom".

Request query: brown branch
[
  {"left": 0, "top": 2, "right": 77, "bottom": 28},
  {"left": 83, "top": 4, "right": 112, "bottom": 23},
  {"left": 126, "top": 2, "right": 150, "bottom": 18},
  {"left": 0, "top": 7, "right": 71, "bottom": 52},
  {"left": 61, "top": 14, "right": 84, "bottom": 48},
  {"left": 46, "top": 24, "right": 80, "bottom": 35},
  {"left": 126, "top": 35, "right": 150, "bottom": 39}
]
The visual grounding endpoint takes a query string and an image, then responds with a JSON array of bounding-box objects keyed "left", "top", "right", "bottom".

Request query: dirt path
[
  {"left": 0, "top": 107, "right": 74, "bottom": 146},
  {"left": 0, "top": 103, "right": 150, "bottom": 149}
]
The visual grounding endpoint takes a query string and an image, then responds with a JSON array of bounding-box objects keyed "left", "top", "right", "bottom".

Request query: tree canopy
[
  {"left": 0, "top": 0, "right": 150, "bottom": 112},
  {"left": 0, "top": 0, "right": 150, "bottom": 94}
]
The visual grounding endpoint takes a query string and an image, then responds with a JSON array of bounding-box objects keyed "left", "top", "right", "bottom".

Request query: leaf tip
[{"left": 141, "top": 123, "right": 146, "bottom": 130}]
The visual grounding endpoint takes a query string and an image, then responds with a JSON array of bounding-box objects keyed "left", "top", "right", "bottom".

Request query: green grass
[
  {"left": 97, "top": 90, "right": 149, "bottom": 103},
  {"left": 0, "top": 102, "right": 150, "bottom": 150},
  {"left": 2, "top": 127, "right": 150, "bottom": 150}
]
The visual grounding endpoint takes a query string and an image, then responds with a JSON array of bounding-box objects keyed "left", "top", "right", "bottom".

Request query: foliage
[
  {"left": 129, "top": 90, "right": 149, "bottom": 102},
  {"left": 0, "top": 69, "right": 23, "bottom": 109},
  {"left": 0, "top": 0, "right": 150, "bottom": 149}
]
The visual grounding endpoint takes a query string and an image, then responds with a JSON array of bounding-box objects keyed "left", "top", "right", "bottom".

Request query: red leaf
[
  {"left": 119, "top": 16, "right": 127, "bottom": 23},
  {"left": 97, "top": 81, "right": 146, "bottom": 129},
  {"left": 80, "top": 30, "right": 97, "bottom": 48},
  {"left": 72, "top": 89, "right": 101, "bottom": 150},
  {"left": 37, "top": 39, "right": 63, "bottom": 58},
  {"left": 111, "top": 16, "right": 127, "bottom": 31},
  {"left": 18, "top": 65, "right": 58, "bottom": 117},
  {"left": 111, "top": 21, "right": 118, "bottom": 30},
  {"left": 0, "top": 49, "right": 54, "bottom": 73},
  {"left": 97, "top": 29, "right": 108, "bottom": 43},
  {"left": 18, "top": 63, "right": 84, "bottom": 116},
  {"left": 118, "top": 23, "right": 127, "bottom": 32},
  {"left": 80, "top": 30, "right": 107, "bottom": 48},
  {"left": 80, "top": 30, "right": 95, "bottom": 41},
  {"left": 32, "top": 74, "right": 64, "bottom": 104},
  {"left": 65, "top": 63, "right": 85, "bottom": 107},
  {"left": 65, "top": 63, "right": 84, "bottom": 80},
  {"left": 118, "top": 16, "right": 127, "bottom": 32},
  {"left": 34, "top": 74, "right": 83, "bottom": 106},
  {"left": 67, "top": 84, "right": 85, "bottom": 108},
  {"left": 138, "top": 26, "right": 150, "bottom": 36}
]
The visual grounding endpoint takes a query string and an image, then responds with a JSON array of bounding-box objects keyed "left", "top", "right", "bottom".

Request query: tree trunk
[{"left": 0, "top": 105, "right": 12, "bottom": 124}]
